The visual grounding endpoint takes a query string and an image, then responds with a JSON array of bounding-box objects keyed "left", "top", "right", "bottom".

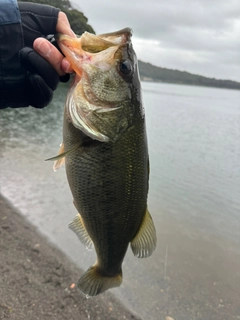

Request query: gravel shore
[{"left": 0, "top": 195, "right": 140, "bottom": 320}]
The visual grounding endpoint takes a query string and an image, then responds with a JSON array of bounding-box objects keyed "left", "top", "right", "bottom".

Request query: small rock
[{"left": 70, "top": 283, "right": 75, "bottom": 289}]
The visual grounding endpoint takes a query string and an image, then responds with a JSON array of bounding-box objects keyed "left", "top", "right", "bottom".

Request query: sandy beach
[{"left": 0, "top": 194, "right": 140, "bottom": 320}]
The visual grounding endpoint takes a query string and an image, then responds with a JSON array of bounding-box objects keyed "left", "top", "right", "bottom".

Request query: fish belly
[{"left": 65, "top": 117, "right": 149, "bottom": 274}]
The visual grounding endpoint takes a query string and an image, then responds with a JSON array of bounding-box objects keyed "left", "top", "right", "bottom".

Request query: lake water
[{"left": 1, "top": 82, "right": 240, "bottom": 320}]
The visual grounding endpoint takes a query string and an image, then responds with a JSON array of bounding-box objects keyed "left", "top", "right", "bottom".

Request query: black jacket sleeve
[{"left": 0, "top": 0, "right": 26, "bottom": 108}]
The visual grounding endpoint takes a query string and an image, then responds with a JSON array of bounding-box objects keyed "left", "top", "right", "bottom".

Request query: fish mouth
[
  {"left": 58, "top": 28, "right": 135, "bottom": 143},
  {"left": 56, "top": 28, "right": 132, "bottom": 77}
]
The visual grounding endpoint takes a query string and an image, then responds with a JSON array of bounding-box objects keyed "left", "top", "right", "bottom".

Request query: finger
[
  {"left": 33, "top": 38, "right": 65, "bottom": 76},
  {"left": 28, "top": 74, "right": 54, "bottom": 108},
  {"left": 56, "top": 12, "right": 76, "bottom": 38},
  {"left": 61, "top": 58, "right": 74, "bottom": 73},
  {"left": 19, "top": 48, "right": 59, "bottom": 91},
  {"left": 56, "top": 12, "right": 76, "bottom": 74}
]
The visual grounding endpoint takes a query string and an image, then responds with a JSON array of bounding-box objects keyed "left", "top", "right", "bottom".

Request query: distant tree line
[
  {"left": 138, "top": 61, "right": 240, "bottom": 90},
  {"left": 18, "top": 0, "right": 95, "bottom": 35}
]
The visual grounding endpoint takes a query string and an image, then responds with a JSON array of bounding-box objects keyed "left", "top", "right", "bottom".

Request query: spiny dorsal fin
[
  {"left": 68, "top": 213, "right": 93, "bottom": 250},
  {"left": 131, "top": 208, "right": 157, "bottom": 258}
]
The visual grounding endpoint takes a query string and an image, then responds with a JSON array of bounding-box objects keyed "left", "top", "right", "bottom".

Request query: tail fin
[{"left": 77, "top": 265, "right": 122, "bottom": 296}]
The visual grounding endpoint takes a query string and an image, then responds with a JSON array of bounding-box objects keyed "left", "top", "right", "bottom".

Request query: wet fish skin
[{"left": 54, "top": 28, "right": 156, "bottom": 296}]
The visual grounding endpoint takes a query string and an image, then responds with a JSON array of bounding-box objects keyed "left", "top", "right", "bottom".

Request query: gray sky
[{"left": 70, "top": 0, "right": 240, "bottom": 82}]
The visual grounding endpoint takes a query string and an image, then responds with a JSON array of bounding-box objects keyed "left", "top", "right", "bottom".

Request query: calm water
[{"left": 1, "top": 82, "right": 240, "bottom": 320}]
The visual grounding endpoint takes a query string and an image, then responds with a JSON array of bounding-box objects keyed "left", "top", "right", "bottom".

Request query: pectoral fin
[
  {"left": 68, "top": 213, "right": 93, "bottom": 250},
  {"left": 131, "top": 209, "right": 157, "bottom": 258},
  {"left": 50, "top": 143, "right": 65, "bottom": 171},
  {"left": 45, "top": 142, "right": 81, "bottom": 172}
]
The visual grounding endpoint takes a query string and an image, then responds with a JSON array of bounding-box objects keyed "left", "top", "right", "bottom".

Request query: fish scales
[
  {"left": 49, "top": 28, "right": 157, "bottom": 296},
  {"left": 64, "top": 111, "right": 148, "bottom": 273}
]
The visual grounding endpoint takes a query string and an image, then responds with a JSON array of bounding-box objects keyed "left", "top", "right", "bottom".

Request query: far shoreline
[{"left": 140, "top": 78, "right": 240, "bottom": 91}]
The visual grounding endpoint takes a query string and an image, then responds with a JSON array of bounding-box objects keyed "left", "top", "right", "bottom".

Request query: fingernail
[
  {"left": 70, "top": 30, "right": 77, "bottom": 38},
  {"left": 66, "top": 29, "right": 76, "bottom": 38},
  {"left": 62, "top": 59, "right": 71, "bottom": 73}
]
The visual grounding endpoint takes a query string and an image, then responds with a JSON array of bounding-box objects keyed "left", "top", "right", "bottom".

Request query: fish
[{"left": 49, "top": 28, "right": 157, "bottom": 296}]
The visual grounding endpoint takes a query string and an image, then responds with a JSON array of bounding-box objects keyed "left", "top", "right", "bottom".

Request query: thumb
[{"left": 56, "top": 12, "right": 76, "bottom": 38}]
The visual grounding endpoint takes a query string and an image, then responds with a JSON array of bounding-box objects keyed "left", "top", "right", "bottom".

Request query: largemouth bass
[{"left": 51, "top": 28, "right": 156, "bottom": 296}]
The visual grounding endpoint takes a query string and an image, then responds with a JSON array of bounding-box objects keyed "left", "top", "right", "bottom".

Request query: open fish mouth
[
  {"left": 56, "top": 28, "right": 132, "bottom": 78},
  {"left": 55, "top": 28, "right": 136, "bottom": 143}
]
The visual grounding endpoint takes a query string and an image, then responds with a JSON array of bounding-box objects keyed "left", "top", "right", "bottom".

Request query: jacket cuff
[
  {"left": 0, "top": 0, "right": 26, "bottom": 108},
  {"left": 0, "top": 0, "right": 21, "bottom": 25}
]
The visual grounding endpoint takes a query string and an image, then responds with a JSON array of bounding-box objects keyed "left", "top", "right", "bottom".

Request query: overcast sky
[{"left": 70, "top": 0, "right": 240, "bottom": 82}]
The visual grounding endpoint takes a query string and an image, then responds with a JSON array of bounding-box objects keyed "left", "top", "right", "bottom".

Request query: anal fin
[
  {"left": 131, "top": 208, "right": 157, "bottom": 258},
  {"left": 68, "top": 213, "right": 93, "bottom": 250}
]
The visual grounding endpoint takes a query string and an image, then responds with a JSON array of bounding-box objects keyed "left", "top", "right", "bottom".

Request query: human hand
[
  {"left": 18, "top": 2, "right": 75, "bottom": 108},
  {"left": 33, "top": 12, "right": 76, "bottom": 76}
]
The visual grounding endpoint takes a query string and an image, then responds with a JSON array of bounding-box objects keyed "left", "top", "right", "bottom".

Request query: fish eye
[{"left": 119, "top": 60, "right": 132, "bottom": 76}]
